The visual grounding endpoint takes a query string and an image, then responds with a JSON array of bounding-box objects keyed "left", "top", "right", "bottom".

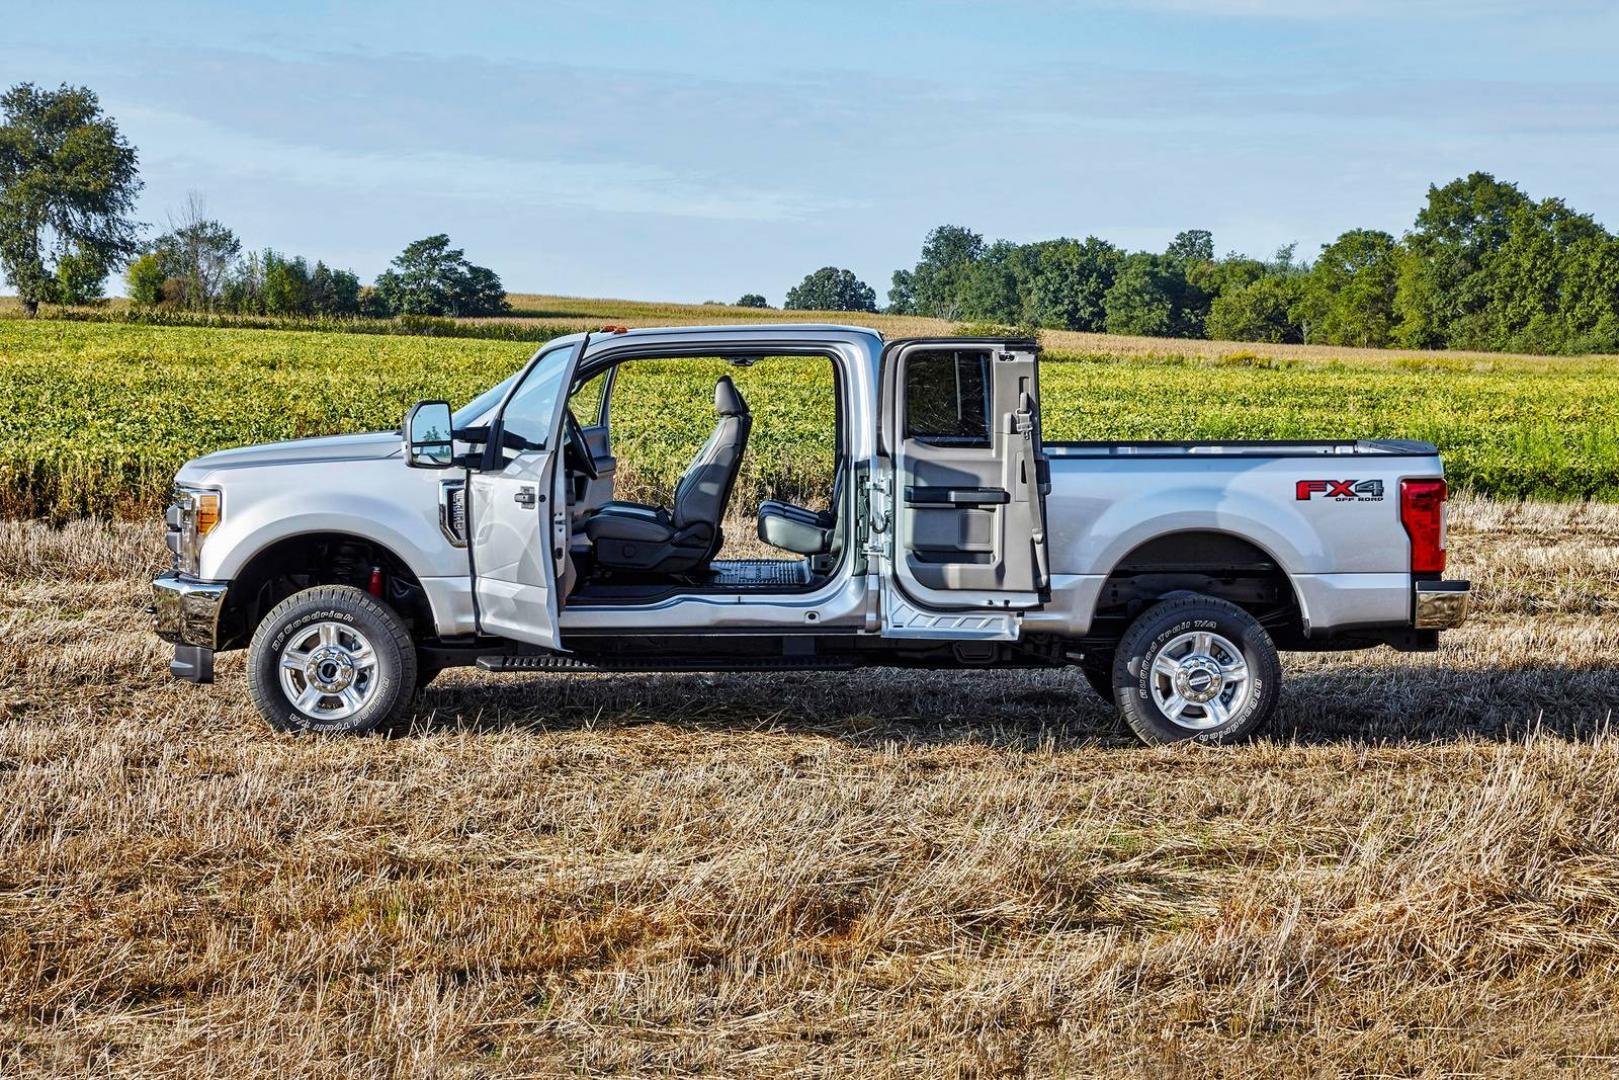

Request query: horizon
[{"left": 10, "top": 0, "right": 1619, "bottom": 303}]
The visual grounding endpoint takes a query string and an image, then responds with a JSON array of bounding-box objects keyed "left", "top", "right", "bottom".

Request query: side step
[{"left": 475, "top": 653, "right": 857, "bottom": 673}]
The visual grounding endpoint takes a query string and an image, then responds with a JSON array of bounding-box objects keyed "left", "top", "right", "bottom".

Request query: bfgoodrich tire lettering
[
  {"left": 247, "top": 585, "right": 418, "bottom": 734},
  {"left": 1112, "top": 595, "right": 1281, "bottom": 747}
]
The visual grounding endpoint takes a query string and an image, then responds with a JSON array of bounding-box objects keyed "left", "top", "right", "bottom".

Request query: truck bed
[{"left": 1045, "top": 439, "right": 1439, "bottom": 459}]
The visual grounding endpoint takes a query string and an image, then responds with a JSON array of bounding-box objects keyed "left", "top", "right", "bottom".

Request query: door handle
[
  {"left": 904, "top": 486, "right": 1010, "bottom": 506},
  {"left": 514, "top": 487, "right": 537, "bottom": 507}
]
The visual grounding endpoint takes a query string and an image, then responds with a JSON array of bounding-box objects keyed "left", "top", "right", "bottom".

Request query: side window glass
[
  {"left": 570, "top": 368, "right": 609, "bottom": 426},
  {"left": 905, "top": 350, "right": 990, "bottom": 445},
  {"left": 499, "top": 349, "right": 570, "bottom": 453}
]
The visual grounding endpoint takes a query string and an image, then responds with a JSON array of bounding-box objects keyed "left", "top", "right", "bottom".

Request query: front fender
[{"left": 196, "top": 464, "right": 463, "bottom": 582}]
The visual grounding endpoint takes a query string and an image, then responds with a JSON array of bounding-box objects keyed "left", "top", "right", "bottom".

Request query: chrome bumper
[
  {"left": 1414, "top": 580, "right": 1470, "bottom": 630},
  {"left": 151, "top": 571, "right": 229, "bottom": 648}
]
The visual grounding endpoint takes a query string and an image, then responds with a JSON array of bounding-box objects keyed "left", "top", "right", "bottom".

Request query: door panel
[
  {"left": 878, "top": 340, "right": 1049, "bottom": 629},
  {"left": 470, "top": 451, "right": 560, "bottom": 648},
  {"left": 470, "top": 337, "right": 584, "bottom": 650}
]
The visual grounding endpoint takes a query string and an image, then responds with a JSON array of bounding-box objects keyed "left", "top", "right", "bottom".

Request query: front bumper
[
  {"left": 1414, "top": 579, "right": 1471, "bottom": 630},
  {"left": 152, "top": 572, "right": 230, "bottom": 683},
  {"left": 152, "top": 571, "right": 230, "bottom": 646}
]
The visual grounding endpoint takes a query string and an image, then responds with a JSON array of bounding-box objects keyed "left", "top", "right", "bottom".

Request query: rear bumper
[
  {"left": 1414, "top": 579, "right": 1470, "bottom": 630},
  {"left": 152, "top": 571, "right": 229, "bottom": 645}
]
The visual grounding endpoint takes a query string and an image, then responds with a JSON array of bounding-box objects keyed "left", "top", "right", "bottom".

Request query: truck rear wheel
[
  {"left": 1112, "top": 595, "right": 1279, "bottom": 746},
  {"left": 247, "top": 586, "right": 418, "bottom": 735}
]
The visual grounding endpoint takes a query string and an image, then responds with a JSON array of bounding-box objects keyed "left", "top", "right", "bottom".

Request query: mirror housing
[{"left": 403, "top": 400, "right": 455, "bottom": 468}]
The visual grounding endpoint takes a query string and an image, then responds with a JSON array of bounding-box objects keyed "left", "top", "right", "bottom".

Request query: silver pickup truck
[{"left": 152, "top": 325, "right": 1469, "bottom": 745}]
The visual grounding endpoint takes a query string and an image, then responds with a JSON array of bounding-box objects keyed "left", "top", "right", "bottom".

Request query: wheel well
[
  {"left": 218, "top": 533, "right": 433, "bottom": 650},
  {"left": 1084, "top": 531, "right": 1304, "bottom": 652}
]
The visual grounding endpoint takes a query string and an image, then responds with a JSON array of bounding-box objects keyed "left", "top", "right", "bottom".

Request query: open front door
[
  {"left": 877, "top": 339, "right": 1049, "bottom": 640},
  {"left": 468, "top": 339, "right": 582, "bottom": 650}
]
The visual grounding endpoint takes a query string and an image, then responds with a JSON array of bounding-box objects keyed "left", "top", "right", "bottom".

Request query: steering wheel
[{"left": 563, "top": 409, "right": 600, "bottom": 481}]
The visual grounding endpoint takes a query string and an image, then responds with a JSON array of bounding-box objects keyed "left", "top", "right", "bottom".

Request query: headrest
[{"left": 714, "top": 375, "right": 748, "bottom": 416}]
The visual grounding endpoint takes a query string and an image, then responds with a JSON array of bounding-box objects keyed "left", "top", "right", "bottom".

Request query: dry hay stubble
[{"left": 1, "top": 496, "right": 1618, "bottom": 1076}]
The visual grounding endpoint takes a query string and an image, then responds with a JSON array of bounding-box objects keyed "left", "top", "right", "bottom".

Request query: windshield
[
  {"left": 452, "top": 339, "right": 575, "bottom": 427},
  {"left": 453, "top": 373, "right": 518, "bottom": 427}
]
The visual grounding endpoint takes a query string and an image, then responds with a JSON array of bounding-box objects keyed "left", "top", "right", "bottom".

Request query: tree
[
  {"left": 735, "top": 293, "right": 769, "bottom": 308},
  {"left": 125, "top": 252, "right": 164, "bottom": 306},
  {"left": 1393, "top": 172, "right": 1530, "bottom": 348},
  {"left": 1165, "top": 229, "right": 1215, "bottom": 264},
  {"left": 1472, "top": 198, "right": 1610, "bottom": 353},
  {"left": 1159, "top": 231, "right": 1217, "bottom": 336},
  {"left": 309, "top": 261, "right": 361, "bottom": 316},
  {"left": 150, "top": 196, "right": 241, "bottom": 311},
  {"left": 1206, "top": 276, "right": 1304, "bottom": 343},
  {"left": 1294, "top": 229, "right": 1399, "bottom": 347},
  {"left": 1103, "top": 254, "right": 1179, "bottom": 336},
  {"left": 1559, "top": 234, "right": 1619, "bottom": 353},
  {"left": 905, "top": 224, "right": 984, "bottom": 319},
  {"left": 886, "top": 269, "right": 916, "bottom": 314},
  {"left": 1023, "top": 237, "right": 1122, "bottom": 331},
  {"left": 54, "top": 245, "right": 106, "bottom": 305},
  {"left": 219, "top": 250, "right": 264, "bottom": 314},
  {"left": 262, "top": 250, "right": 312, "bottom": 315},
  {"left": 370, "top": 234, "right": 508, "bottom": 317},
  {"left": 784, "top": 266, "right": 877, "bottom": 312},
  {"left": 956, "top": 240, "right": 1027, "bottom": 324},
  {"left": 0, "top": 83, "right": 141, "bottom": 316},
  {"left": 1266, "top": 242, "right": 1302, "bottom": 276}
]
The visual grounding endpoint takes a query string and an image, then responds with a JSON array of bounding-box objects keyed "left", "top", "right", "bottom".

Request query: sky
[{"left": 8, "top": 0, "right": 1619, "bottom": 303}]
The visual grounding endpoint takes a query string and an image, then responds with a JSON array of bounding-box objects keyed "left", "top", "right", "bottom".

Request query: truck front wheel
[
  {"left": 246, "top": 586, "right": 418, "bottom": 735},
  {"left": 1112, "top": 595, "right": 1280, "bottom": 746}
]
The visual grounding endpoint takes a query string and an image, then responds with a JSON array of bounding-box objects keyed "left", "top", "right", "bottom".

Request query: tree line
[
  {"left": 778, "top": 175, "right": 1619, "bottom": 354},
  {"left": 125, "top": 203, "right": 508, "bottom": 319},
  {"left": 0, "top": 82, "right": 507, "bottom": 320}
]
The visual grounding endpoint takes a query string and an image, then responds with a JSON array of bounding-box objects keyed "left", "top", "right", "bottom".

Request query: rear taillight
[{"left": 1400, "top": 478, "right": 1447, "bottom": 574}]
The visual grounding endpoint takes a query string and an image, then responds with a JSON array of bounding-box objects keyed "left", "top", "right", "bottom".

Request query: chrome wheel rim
[
  {"left": 1148, "top": 630, "right": 1250, "bottom": 731},
  {"left": 278, "top": 621, "right": 378, "bottom": 720}
]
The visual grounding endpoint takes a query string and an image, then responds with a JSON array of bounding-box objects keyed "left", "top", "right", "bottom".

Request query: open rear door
[
  {"left": 876, "top": 339, "right": 1049, "bottom": 640},
  {"left": 468, "top": 339, "right": 583, "bottom": 650}
]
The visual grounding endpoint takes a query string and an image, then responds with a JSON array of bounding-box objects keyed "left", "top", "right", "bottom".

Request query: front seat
[{"left": 585, "top": 375, "right": 752, "bottom": 575}]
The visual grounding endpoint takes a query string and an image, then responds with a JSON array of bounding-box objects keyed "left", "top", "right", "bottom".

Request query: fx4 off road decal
[{"left": 1296, "top": 479, "right": 1385, "bottom": 502}]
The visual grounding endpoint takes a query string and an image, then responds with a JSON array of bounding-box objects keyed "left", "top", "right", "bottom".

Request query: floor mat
[{"left": 706, "top": 559, "right": 813, "bottom": 587}]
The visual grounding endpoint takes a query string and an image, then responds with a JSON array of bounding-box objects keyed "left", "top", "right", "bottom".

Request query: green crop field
[{"left": 4, "top": 318, "right": 1616, "bottom": 519}]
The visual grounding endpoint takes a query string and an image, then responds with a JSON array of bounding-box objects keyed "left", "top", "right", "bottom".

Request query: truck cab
[{"left": 152, "top": 325, "right": 1469, "bottom": 745}]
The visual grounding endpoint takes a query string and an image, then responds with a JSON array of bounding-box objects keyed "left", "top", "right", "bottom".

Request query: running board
[{"left": 475, "top": 653, "right": 857, "bottom": 673}]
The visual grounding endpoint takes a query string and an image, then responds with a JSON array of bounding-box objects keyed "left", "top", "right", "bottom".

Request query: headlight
[{"left": 166, "top": 485, "right": 223, "bottom": 575}]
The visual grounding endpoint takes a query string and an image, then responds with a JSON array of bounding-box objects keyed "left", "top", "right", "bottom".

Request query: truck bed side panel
[{"left": 1036, "top": 451, "right": 1445, "bottom": 635}]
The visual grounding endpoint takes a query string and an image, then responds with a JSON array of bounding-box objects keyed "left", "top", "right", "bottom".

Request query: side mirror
[{"left": 403, "top": 400, "right": 455, "bottom": 468}]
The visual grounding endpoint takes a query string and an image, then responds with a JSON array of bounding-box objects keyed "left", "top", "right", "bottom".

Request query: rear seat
[
  {"left": 757, "top": 499, "right": 836, "bottom": 555},
  {"left": 757, "top": 468, "right": 844, "bottom": 556}
]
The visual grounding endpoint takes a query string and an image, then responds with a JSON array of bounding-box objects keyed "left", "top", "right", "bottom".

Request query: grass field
[
  {"left": 5, "top": 315, "right": 1617, "bottom": 519},
  {"left": 2, "top": 496, "right": 1617, "bottom": 1076}
]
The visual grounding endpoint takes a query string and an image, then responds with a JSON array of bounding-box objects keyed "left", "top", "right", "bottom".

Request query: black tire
[
  {"left": 1112, "top": 595, "right": 1280, "bottom": 747},
  {"left": 247, "top": 586, "right": 418, "bottom": 735}
]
